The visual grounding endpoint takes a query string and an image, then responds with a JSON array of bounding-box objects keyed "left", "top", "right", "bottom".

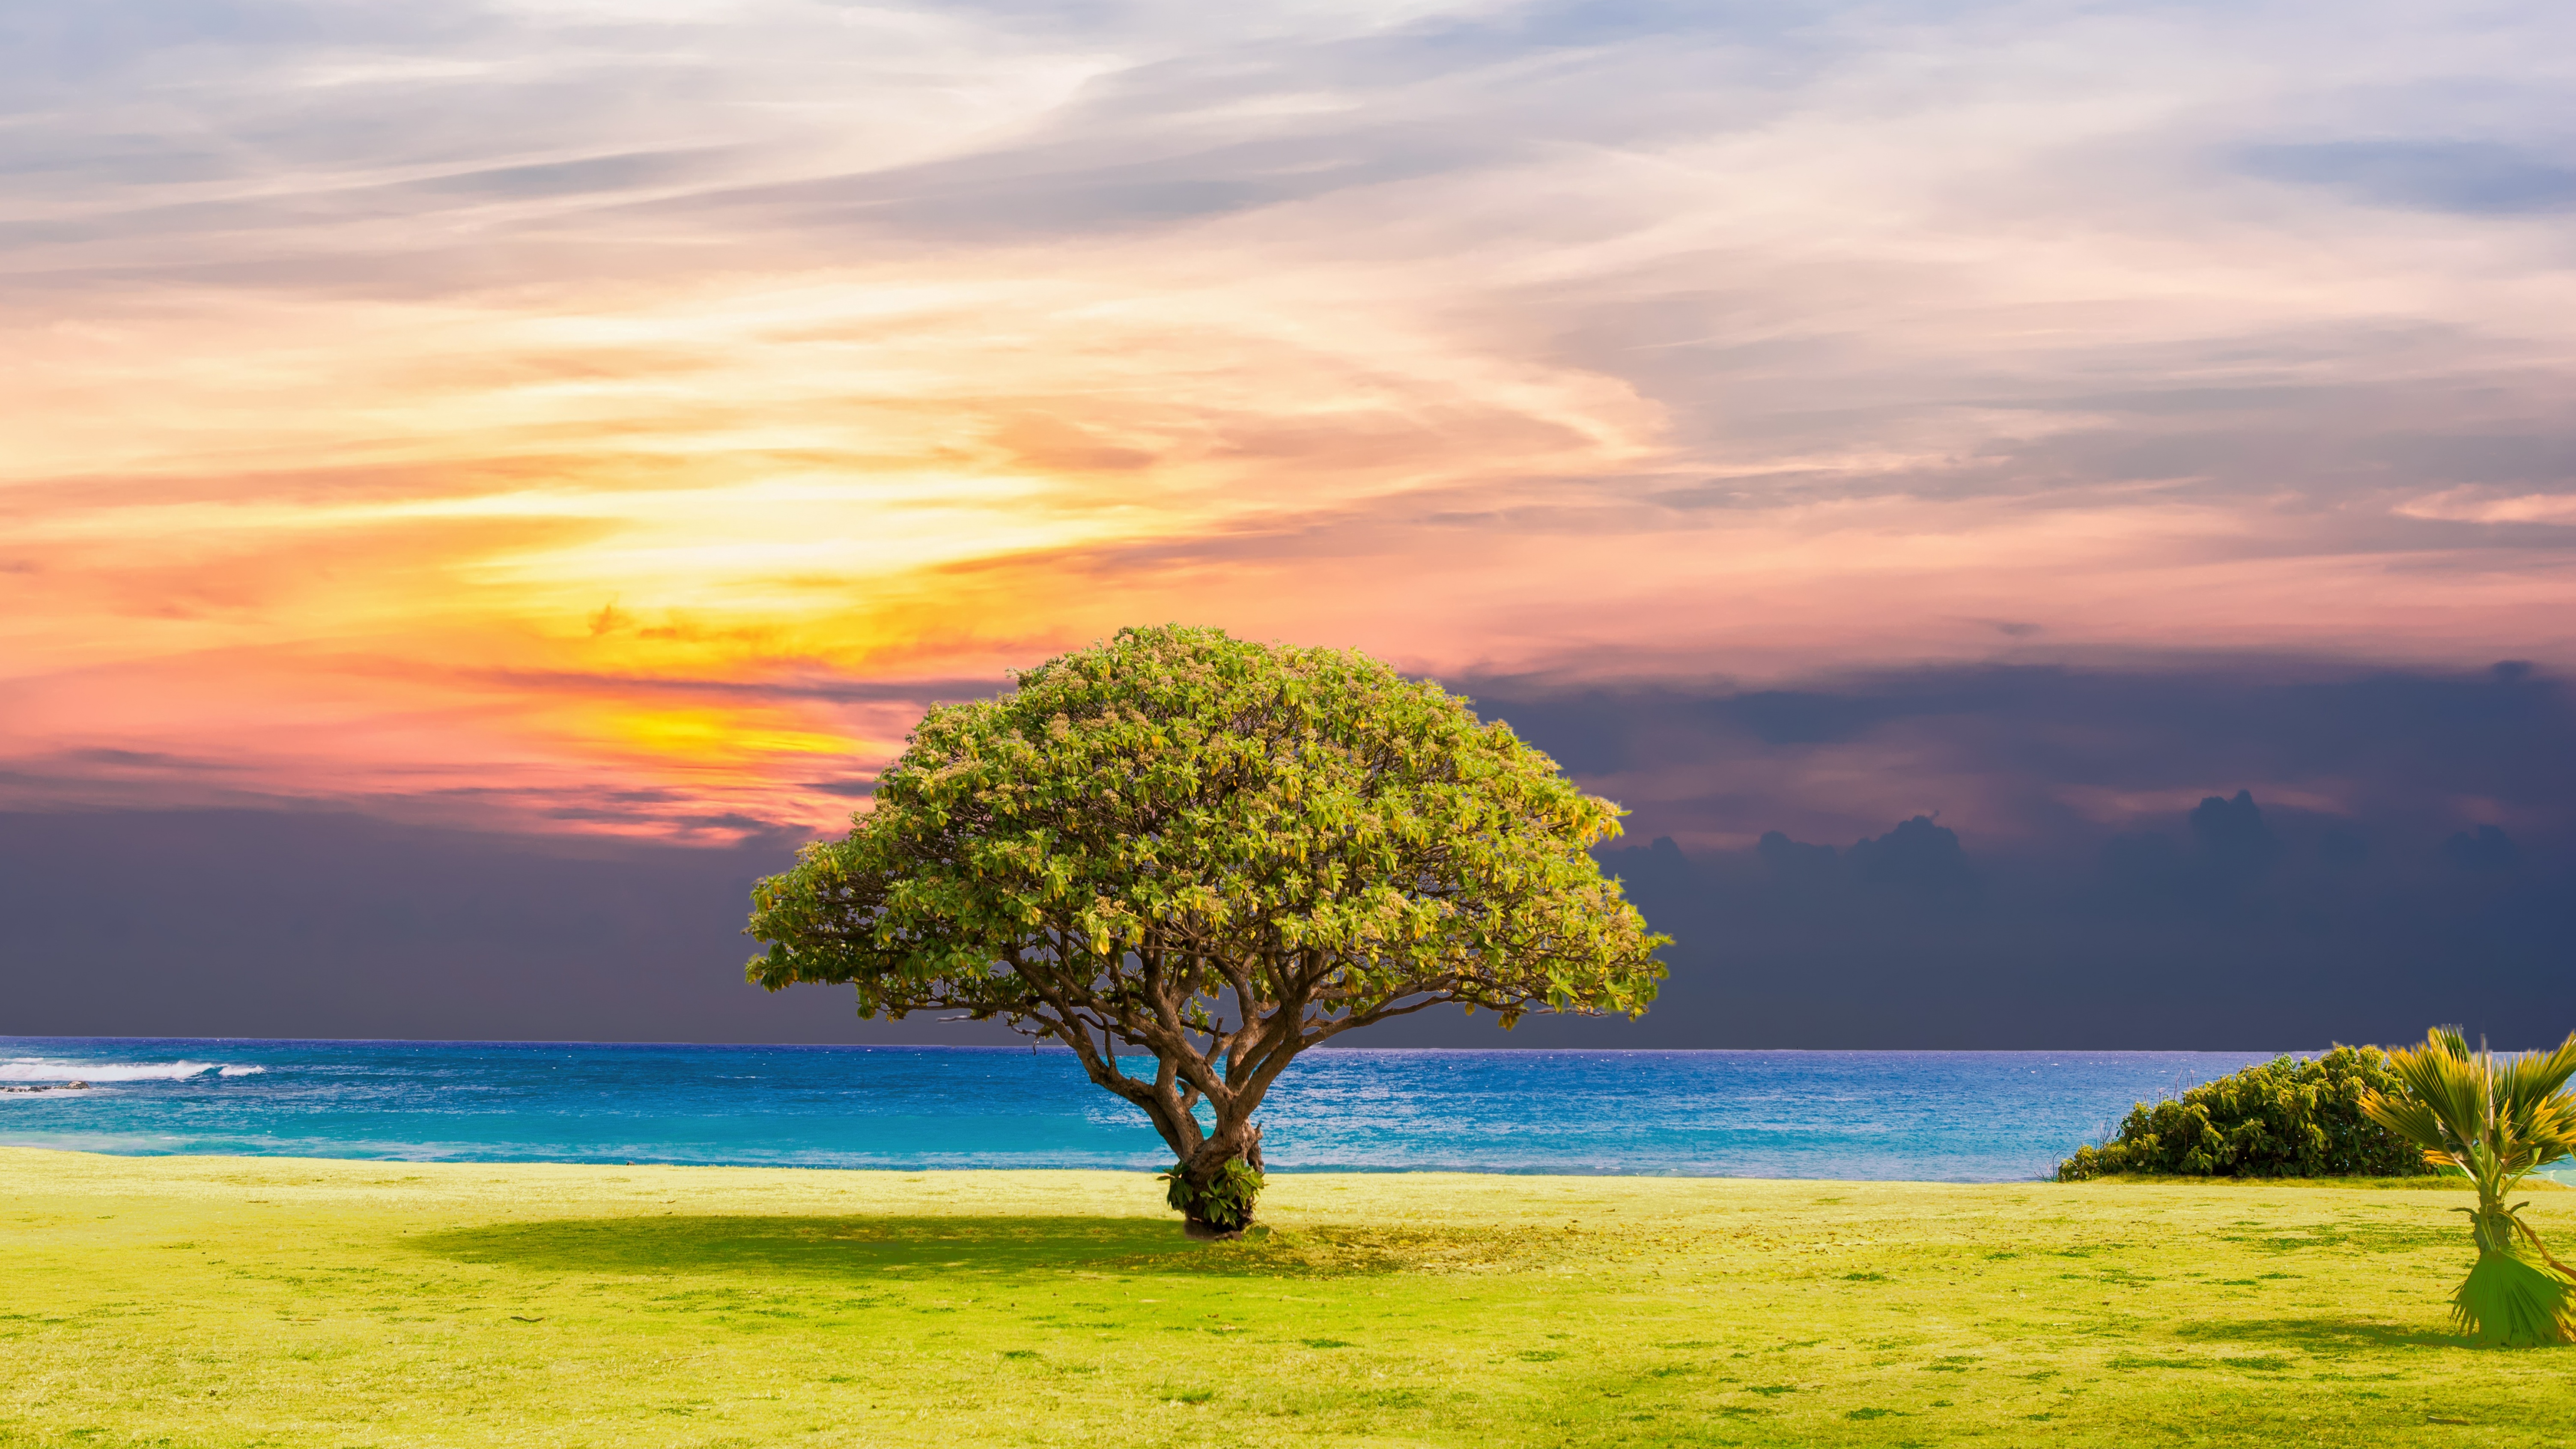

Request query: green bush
[
  {"left": 1161, "top": 1159, "right": 1266, "bottom": 1232},
  {"left": 2057, "top": 1046, "right": 2435, "bottom": 1181}
]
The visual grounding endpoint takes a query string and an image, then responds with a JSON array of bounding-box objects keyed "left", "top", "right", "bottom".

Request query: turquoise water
[{"left": 0, "top": 1038, "right": 2316, "bottom": 1181}]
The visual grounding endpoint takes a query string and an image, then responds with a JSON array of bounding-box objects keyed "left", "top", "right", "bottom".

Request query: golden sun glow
[{"left": 6, "top": 0, "right": 2572, "bottom": 839}]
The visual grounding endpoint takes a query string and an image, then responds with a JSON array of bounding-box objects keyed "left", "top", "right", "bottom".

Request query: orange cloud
[{"left": 6, "top": 0, "right": 2573, "bottom": 838}]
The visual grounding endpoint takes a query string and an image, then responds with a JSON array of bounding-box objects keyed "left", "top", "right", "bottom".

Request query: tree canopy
[{"left": 745, "top": 625, "right": 1667, "bottom": 1229}]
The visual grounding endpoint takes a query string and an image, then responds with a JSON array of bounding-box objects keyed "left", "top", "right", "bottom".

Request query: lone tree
[{"left": 746, "top": 625, "right": 1667, "bottom": 1236}]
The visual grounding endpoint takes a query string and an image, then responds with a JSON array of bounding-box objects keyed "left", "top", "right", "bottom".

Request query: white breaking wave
[{"left": 0, "top": 1059, "right": 263, "bottom": 1082}]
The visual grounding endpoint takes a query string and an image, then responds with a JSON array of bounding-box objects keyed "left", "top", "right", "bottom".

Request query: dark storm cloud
[
  {"left": 0, "top": 809, "right": 1002, "bottom": 1045},
  {"left": 9, "top": 658, "right": 2568, "bottom": 1050},
  {"left": 1458, "top": 658, "right": 2575, "bottom": 849},
  {"left": 1538, "top": 808, "right": 2576, "bottom": 1052},
  {"left": 1416, "top": 658, "right": 2576, "bottom": 1050},
  {"left": 2444, "top": 824, "right": 2523, "bottom": 874}
]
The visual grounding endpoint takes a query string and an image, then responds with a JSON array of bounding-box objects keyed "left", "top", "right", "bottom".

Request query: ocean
[{"left": 0, "top": 1037, "right": 2315, "bottom": 1182}]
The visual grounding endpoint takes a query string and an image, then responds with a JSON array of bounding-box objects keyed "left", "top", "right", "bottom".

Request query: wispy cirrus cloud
[{"left": 5, "top": 0, "right": 2574, "bottom": 838}]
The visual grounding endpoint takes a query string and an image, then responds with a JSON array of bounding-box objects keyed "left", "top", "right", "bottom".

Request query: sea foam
[{"left": 0, "top": 1059, "right": 259, "bottom": 1082}]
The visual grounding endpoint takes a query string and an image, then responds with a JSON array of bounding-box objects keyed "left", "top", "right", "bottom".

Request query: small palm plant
[{"left": 2359, "top": 1027, "right": 2576, "bottom": 1346}]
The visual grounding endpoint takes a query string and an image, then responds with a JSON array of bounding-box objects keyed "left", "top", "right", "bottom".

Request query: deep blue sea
[{"left": 0, "top": 1038, "right": 2329, "bottom": 1182}]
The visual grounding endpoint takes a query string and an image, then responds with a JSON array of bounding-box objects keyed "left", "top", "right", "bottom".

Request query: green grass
[{"left": 3, "top": 1147, "right": 2571, "bottom": 1447}]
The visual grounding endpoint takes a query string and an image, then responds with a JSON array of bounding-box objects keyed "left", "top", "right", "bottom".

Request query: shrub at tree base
[
  {"left": 2057, "top": 1046, "right": 2433, "bottom": 1181},
  {"left": 1164, "top": 1160, "right": 1264, "bottom": 1238}
]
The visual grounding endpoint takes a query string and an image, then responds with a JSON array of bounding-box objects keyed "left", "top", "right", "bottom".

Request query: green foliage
[
  {"left": 1162, "top": 1159, "right": 1265, "bottom": 1234},
  {"left": 2361, "top": 1027, "right": 2576, "bottom": 1345},
  {"left": 745, "top": 625, "right": 1667, "bottom": 1223},
  {"left": 2057, "top": 1046, "right": 2433, "bottom": 1181},
  {"left": 2452, "top": 1249, "right": 2575, "bottom": 1348}
]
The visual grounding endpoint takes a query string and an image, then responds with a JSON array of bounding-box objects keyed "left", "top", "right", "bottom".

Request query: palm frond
[
  {"left": 2358, "top": 1093, "right": 2451, "bottom": 1166},
  {"left": 2455, "top": 1251, "right": 2576, "bottom": 1347},
  {"left": 2365, "top": 1026, "right": 2576, "bottom": 1347}
]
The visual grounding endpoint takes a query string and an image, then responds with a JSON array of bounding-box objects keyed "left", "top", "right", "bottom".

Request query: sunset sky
[{"left": 8, "top": 0, "right": 2575, "bottom": 852}]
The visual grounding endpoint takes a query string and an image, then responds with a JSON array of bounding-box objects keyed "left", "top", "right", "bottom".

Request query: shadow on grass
[
  {"left": 2176, "top": 1316, "right": 2466, "bottom": 1351},
  {"left": 406, "top": 1215, "right": 1566, "bottom": 1281}
]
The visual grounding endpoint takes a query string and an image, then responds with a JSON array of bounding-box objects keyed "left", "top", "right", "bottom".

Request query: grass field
[{"left": 3, "top": 1147, "right": 2571, "bottom": 1447}]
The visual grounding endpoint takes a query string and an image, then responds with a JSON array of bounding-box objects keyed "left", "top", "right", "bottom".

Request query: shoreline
[
  {"left": 0, "top": 1142, "right": 2511, "bottom": 1189},
  {"left": 0, "top": 1040, "right": 2299, "bottom": 1184}
]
